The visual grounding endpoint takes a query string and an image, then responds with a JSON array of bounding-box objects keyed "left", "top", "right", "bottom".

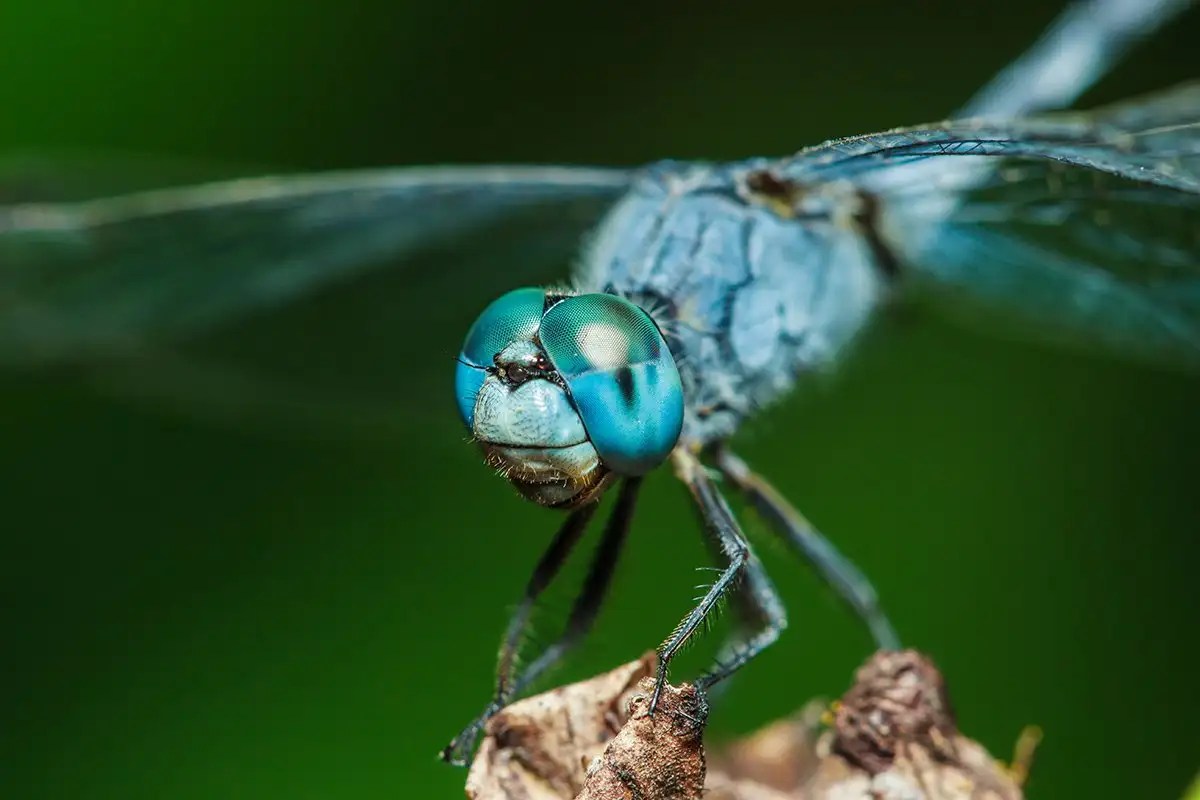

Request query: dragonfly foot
[
  {"left": 647, "top": 665, "right": 669, "bottom": 715},
  {"left": 439, "top": 726, "right": 481, "bottom": 768},
  {"left": 440, "top": 700, "right": 504, "bottom": 767}
]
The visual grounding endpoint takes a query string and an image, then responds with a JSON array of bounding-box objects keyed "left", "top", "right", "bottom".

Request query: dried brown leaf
[{"left": 464, "top": 650, "right": 1028, "bottom": 800}]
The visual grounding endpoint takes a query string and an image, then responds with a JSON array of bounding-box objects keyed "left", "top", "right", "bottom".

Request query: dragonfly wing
[
  {"left": 0, "top": 165, "right": 633, "bottom": 366},
  {"left": 957, "top": 0, "right": 1194, "bottom": 119},
  {"left": 776, "top": 83, "right": 1200, "bottom": 366},
  {"left": 0, "top": 151, "right": 266, "bottom": 203}
]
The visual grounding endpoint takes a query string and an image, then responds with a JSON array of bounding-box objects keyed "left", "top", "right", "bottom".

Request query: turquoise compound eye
[
  {"left": 455, "top": 287, "right": 545, "bottom": 428},
  {"left": 540, "top": 294, "right": 683, "bottom": 475}
]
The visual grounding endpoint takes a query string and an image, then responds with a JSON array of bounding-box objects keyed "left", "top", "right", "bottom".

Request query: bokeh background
[{"left": 2, "top": 1, "right": 1199, "bottom": 798}]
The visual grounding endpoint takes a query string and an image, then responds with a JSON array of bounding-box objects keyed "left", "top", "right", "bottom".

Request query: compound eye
[
  {"left": 539, "top": 294, "right": 683, "bottom": 475},
  {"left": 455, "top": 287, "right": 545, "bottom": 428}
]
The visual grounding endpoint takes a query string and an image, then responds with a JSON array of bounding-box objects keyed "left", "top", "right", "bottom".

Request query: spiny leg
[
  {"left": 692, "top": 508, "right": 787, "bottom": 696},
  {"left": 441, "top": 479, "right": 640, "bottom": 765},
  {"left": 440, "top": 501, "right": 597, "bottom": 765},
  {"left": 715, "top": 447, "right": 900, "bottom": 651},
  {"left": 651, "top": 448, "right": 786, "bottom": 712},
  {"left": 683, "top": 452, "right": 787, "bottom": 692},
  {"left": 694, "top": 529, "right": 787, "bottom": 694}
]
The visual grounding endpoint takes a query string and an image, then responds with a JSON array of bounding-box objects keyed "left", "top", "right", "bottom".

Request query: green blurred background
[{"left": 2, "top": 1, "right": 1198, "bottom": 798}]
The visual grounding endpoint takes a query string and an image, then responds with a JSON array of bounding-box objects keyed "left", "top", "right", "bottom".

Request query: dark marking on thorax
[
  {"left": 741, "top": 168, "right": 902, "bottom": 282},
  {"left": 849, "top": 190, "right": 902, "bottom": 281}
]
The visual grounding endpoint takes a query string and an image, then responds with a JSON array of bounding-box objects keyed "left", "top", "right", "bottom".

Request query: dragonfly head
[{"left": 455, "top": 288, "right": 684, "bottom": 508}]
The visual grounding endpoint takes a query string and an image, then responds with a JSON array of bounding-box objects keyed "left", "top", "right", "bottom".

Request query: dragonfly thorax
[{"left": 578, "top": 165, "right": 886, "bottom": 444}]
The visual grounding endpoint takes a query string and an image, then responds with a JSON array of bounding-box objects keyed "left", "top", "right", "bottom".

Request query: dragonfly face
[{"left": 455, "top": 287, "right": 684, "bottom": 508}]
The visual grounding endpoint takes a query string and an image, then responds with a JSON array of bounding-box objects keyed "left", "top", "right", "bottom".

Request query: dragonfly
[{"left": 1, "top": 0, "right": 1197, "bottom": 768}]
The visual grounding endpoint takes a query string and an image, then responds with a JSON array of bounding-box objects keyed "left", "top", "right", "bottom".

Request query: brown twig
[{"left": 466, "top": 650, "right": 1031, "bottom": 800}]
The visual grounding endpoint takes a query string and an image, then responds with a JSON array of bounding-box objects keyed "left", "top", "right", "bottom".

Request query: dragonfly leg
[
  {"left": 694, "top": 533, "right": 787, "bottom": 695},
  {"left": 440, "top": 478, "right": 640, "bottom": 766},
  {"left": 693, "top": 513, "right": 787, "bottom": 699},
  {"left": 714, "top": 447, "right": 900, "bottom": 651},
  {"left": 651, "top": 448, "right": 787, "bottom": 712},
  {"left": 440, "top": 501, "right": 595, "bottom": 765}
]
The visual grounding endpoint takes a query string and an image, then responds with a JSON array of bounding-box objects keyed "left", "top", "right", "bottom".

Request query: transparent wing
[
  {"left": 0, "top": 164, "right": 633, "bottom": 439},
  {"left": 0, "top": 165, "right": 633, "bottom": 365},
  {"left": 784, "top": 82, "right": 1200, "bottom": 191},
  {"left": 0, "top": 151, "right": 266, "bottom": 203},
  {"left": 956, "top": 0, "right": 1195, "bottom": 119},
  {"left": 777, "top": 82, "right": 1200, "bottom": 366}
]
